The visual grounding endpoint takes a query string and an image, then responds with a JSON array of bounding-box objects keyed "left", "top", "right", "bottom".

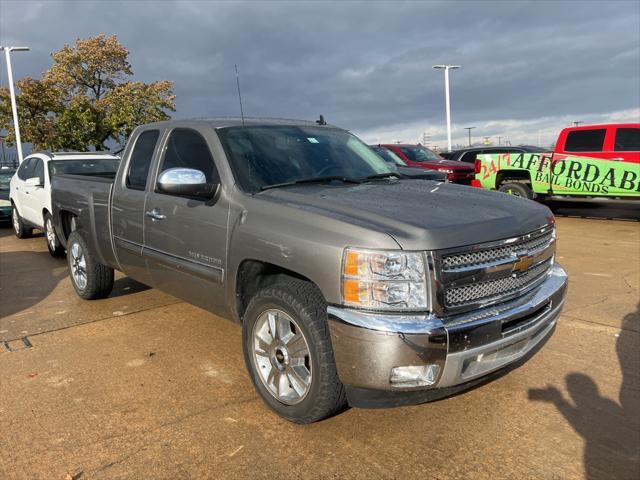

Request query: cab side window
[
  {"left": 158, "top": 128, "right": 220, "bottom": 185},
  {"left": 126, "top": 130, "right": 160, "bottom": 190},
  {"left": 17, "top": 158, "right": 35, "bottom": 180},
  {"left": 614, "top": 128, "right": 640, "bottom": 152},
  {"left": 564, "top": 129, "right": 606, "bottom": 152}
]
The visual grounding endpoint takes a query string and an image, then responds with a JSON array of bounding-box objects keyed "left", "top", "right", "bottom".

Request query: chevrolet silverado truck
[
  {"left": 472, "top": 123, "right": 640, "bottom": 201},
  {"left": 51, "top": 118, "right": 568, "bottom": 423}
]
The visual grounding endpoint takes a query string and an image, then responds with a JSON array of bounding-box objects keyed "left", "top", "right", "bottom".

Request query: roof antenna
[
  {"left": 316, "top": 114, "right": 327, "bottom": 125},
  {"left": 235, "top": 64, "right": 245, "bottom": 126}
]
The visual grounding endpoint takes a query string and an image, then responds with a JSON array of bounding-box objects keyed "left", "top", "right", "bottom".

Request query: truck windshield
[
  {"left": 399, "top": 146, "right": 441, "bottom": 162},
  {"left": 218, "top": 125, "right": 393, "bottom": 192},
  {"left": 48, "top": 159, "right": 120, "bottom": 177}
]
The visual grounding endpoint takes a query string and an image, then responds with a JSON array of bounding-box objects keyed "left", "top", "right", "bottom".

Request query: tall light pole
[
  {"left": 464, "top": 126, "right": 475, "bottom": 147},
  {"left": 0, "top": 46, "right": 29, "bottom": 163},
  {"left": 433, "top": 64, "right": 460, "bottom": 151}
]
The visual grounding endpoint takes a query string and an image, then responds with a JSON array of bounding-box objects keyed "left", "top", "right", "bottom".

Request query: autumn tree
[{"left": 0, "top": 35, "right": 175, "bottom": 151}]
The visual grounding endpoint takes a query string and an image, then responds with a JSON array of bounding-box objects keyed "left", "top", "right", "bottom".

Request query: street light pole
[
  {"left": 433, "top": 64, "right": 460, "bottom": 152},
  {"left": 464, "top": 126, "right": 475, "bottom": 147},
  {"left": 0, "top": 46, "right": 29, "bottom": 164}
]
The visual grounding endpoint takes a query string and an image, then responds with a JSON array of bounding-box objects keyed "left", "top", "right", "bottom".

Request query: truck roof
[
  {"left": 49, "top": 151, "right": 120, "bottom": 160},
  {"left": 143, "top": 117, "right": 337, "bottom": 129}
]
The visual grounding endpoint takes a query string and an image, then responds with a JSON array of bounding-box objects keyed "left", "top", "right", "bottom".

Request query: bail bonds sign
[{"left": 476, "top": 152, "right": 640, "bottom": 198}]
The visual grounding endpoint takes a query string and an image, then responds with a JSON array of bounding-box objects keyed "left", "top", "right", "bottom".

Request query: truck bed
[{"left": 51, "top": 173, "right": 118, "bottom": 268}]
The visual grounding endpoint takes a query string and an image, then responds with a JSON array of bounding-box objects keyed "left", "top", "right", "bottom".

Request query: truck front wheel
[
  {"left": 66, "top": 230, "right": 114, "bottom": 300},
  {"left": 499, "top": 182, "right": 534, "bottom": 199},
  {"left": 242, "top": 278, "right": 346, "bottom": 423}
]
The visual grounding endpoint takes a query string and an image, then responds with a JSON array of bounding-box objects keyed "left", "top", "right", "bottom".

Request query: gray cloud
[{"left": 1, "top": 0, "right": 639, "bottom": 148}]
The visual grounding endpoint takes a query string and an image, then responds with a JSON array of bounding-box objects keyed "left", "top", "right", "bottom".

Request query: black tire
[
  {"left": 498, "top": 182, "right": 534, "bottom": 199},
  {"left": 44, "top": 212, "right": 65, "bottom": 258},
  {"left": 242, "top": 277, "right": 346, "bottom": 423},
  {"left": 11, "top": 204, "right": 32, "bottom": 239},
  {"left": 66, "top": 230, "right": 114, "bottom": 300}
]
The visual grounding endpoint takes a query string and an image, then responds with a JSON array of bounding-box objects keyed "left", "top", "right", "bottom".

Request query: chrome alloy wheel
[
  {"left": 12, "top": 208, "right": 19, "bottom": 235},
  {"left": 252, "top": 309, "right": 312, "bottom": 405},
  {"left": 46, "top": 217, "right": 56, "bottom": 250},
  {"left": 70, "top": 241, "right": 87, "bottom": 290}
]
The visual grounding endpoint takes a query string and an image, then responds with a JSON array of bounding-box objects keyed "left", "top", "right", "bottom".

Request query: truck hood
[{"left": 258, "top": 180, "right": 553, "bottom": 250}]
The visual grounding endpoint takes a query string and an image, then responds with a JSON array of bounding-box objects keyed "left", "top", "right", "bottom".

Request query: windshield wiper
[{"left": 260, "top": 176, "right": 362, "bottom": 191}]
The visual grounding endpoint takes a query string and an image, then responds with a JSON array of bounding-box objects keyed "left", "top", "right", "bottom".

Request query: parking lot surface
[{"left": 1, "top": 206, "right": 638, "bottom": 480}]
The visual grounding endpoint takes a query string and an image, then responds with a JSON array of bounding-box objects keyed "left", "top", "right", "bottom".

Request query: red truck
[{"left": 378, "top": 144, "right": 475, "bottom": 184}]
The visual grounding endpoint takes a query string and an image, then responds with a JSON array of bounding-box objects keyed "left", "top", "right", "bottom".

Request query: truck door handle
[{"left": 145, "top": 209, "right": 166, "bottom": 221}]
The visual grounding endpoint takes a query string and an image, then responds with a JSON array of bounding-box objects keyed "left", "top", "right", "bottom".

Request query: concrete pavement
[{"left": 0, "top": 207, "right": 638, "bottom": 479}]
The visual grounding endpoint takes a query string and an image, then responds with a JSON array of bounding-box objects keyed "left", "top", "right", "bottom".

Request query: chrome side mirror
[{"left": 157, "top": 167, "right": 217, "bottom": 198}]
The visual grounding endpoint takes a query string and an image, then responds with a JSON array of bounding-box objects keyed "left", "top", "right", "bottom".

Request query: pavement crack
[{"left": 0, "top": 300, "right": 183, "bottom": 344}]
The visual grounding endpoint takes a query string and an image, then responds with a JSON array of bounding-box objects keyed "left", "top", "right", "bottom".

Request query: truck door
[
  {"left": 143, "top": 127, "right": 229, "bottom": 314},
  {"left": 111, "top": 128, "right": 162, "bottom": 285}
]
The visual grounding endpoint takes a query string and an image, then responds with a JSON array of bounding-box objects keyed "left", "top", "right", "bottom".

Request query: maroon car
[{"left": 378, "top": 144, "right": 475, "bottom": 184}]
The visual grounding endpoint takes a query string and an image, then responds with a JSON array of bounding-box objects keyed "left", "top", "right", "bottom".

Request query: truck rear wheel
[
  {"left": 44, "top": 213, "right": 65, "bottom": 258},
  {"left": 67, "top": 230, "right": 114, "bottom": 300},
  {"left": 242, "top": 278, "right": 346, "bottom": 423},
  {"left": 499, "top": 182, "right": 534, "bottom": 199},
  {"left": 12, "top": 205, "right": 32, "bottom": 239}
]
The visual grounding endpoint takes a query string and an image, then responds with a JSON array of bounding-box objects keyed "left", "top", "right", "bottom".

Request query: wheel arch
[
  {"left": 234, "top": 259, "right": 323, "bottom": 324},
  {"left": 495, "top": 169, "right": 532, "bottom": 189}
]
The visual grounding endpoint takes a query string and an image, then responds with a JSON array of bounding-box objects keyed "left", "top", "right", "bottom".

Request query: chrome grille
[
  {"left": 442, "top": 229, "right": 553, "bottom": 271},
  {"left": 445, "top": 259, "right": 552, "bottom": 307}
]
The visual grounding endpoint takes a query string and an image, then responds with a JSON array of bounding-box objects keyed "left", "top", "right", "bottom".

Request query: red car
[
  {"left": 378, "top": 144, "right": 475, "bottom": 184},
  {"left": 554, "top": 123, "right": 639, "bottom": 164}
]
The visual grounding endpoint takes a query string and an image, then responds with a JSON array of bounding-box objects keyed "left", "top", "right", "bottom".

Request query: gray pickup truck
[{"left": 51, "top": 118, "right": 567, "bottom": 423}]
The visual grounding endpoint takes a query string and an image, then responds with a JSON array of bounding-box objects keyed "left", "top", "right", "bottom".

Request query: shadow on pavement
[
  {"left": 110, "top": 276, "right": 151, "bottom": 298},
  {"left": 529, "top": 303, "right": 640, "bottom": 479},
  {"left": 0, "top": 250, "right": 67, "bottom": 319}
]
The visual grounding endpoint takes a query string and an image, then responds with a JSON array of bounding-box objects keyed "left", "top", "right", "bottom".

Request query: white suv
[{"left": 10, "top": 152, "right": 120, "bottom": 256}]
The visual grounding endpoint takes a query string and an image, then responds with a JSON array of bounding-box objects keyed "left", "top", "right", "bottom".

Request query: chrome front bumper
[{"left": 327, "top": 264, "right": 567, "bottom": 395}]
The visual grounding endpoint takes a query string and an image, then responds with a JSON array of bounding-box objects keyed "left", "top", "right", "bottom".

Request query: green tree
[{"left": 0, "top": 34, "right": 175, "bottom": 151}]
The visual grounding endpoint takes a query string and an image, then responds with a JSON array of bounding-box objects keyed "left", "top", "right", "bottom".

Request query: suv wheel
[
  {"left": 44, "top": 213, "right": 65, "bottom": 258},
  {"left": 242, "top": 278, "right": 346, "bottom": 423},
  {"left": 67, "top": 230, "right": 114, "bottom": 299},
  {"left": 12, "top": 205, "right": 32, "bottom": 239},
  {"left": 499, "top": 182, "right": 534, "bottom": 199}
]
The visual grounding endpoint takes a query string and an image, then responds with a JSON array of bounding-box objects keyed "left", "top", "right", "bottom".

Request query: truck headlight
[{"left": 341, "top": 248, "right": 428, "bottom": 310}]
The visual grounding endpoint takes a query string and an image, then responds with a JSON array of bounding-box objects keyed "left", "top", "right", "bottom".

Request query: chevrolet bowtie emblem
[{"left": 513, "top": 254, "right": 534, "bottom": 274}]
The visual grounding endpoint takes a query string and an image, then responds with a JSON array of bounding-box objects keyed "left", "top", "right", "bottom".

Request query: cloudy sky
[{"left": 1, "top": 0, "right": 639, "bottom": 149}]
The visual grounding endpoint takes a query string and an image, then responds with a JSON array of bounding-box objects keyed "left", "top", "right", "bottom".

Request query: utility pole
[
  {"left": 0, "top": 46, "right": 29, "bottom": 164},
  {"left": 573, "top": 121, "right": 583, "bottom": 126},
  {"left": 497, "top": 135, "right": 503, "bottom": 146},
  {"left": 464, "top": 127, "right": 475, "bottom": 147},
  {"left": 432, "top": 64, "right": 460, "bottom": 151}
]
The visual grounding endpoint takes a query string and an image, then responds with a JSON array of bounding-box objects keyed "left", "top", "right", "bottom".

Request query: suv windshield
[
  {"left": 48, "top": 159, "right": 120, "bottom": 176},
  {"left": 218, "top": 126, "right": 393, "bottom": 192},
  {"left": 0, "top": 169, "right": 15, "bottom": 190},
  {"left": 399, "top": 145, "right": 441, "bottom": 162}
]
